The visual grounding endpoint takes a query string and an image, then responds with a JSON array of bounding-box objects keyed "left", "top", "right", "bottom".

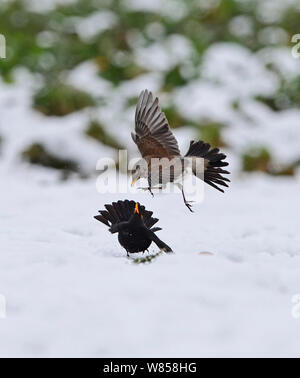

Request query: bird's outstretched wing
[{"left": 132, "top": 89, "right": 180, "bottom": 158}]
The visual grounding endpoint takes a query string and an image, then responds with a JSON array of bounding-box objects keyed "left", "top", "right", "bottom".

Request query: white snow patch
[
  {"left": 135, "top": 35, "right": 194, "bottom": 72},
  {"left": 75, "top": 11, "right": 118, "bottom": 42},
  {"left": 0, "top": 172, "right": 300, "bottom": 357},
  {"left": 202, "top": 43, "right": 279, "bottom": 98}
]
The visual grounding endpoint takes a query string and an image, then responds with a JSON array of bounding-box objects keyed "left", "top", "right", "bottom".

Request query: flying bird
[
  {"left": 94, "top": 200, "right": 172, "bottom": 256},
  {"left": 131, "top": 89, "right": 230, "bottom": 212}
]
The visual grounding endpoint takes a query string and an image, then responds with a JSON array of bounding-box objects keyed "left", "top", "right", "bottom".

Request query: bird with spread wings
[{"left": 131, "top": 90, "right": 230, "bottom": 212}]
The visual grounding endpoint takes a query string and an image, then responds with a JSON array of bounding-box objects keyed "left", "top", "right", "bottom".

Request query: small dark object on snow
[{"left": 94, "top": 200, "right": 173, "bottom": 256}]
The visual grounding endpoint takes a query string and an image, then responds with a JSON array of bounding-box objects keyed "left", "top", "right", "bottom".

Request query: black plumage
[
  {"left": 94, "top": 200, "right": 173, "bottom": 256},
  {"left": 185, "top": 140, "right": 230, "bottom": 193}
]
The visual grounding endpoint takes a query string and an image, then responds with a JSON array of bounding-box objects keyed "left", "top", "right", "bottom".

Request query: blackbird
[{"left": 94, "top": 200, "right": 173, "bottom": 256}]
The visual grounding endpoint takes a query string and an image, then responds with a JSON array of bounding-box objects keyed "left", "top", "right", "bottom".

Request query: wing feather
[{"left": 132, "top": 90, "right": 180, "bottom": 158}]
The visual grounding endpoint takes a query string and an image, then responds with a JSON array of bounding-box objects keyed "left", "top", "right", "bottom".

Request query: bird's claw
[
  {"left": 185, "top": 202, "right": 194, "bottom": 213},
  {"left": 137, "top": 187, "right": 154, "bottom": 197}
]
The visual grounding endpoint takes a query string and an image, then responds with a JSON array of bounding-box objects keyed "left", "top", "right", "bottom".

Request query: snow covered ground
[
  {"left": 1, "top": 0, "right": 300, "bottom": 358},
  {"left": 1, "top": 166, "right": 300, "bottom": 357}
]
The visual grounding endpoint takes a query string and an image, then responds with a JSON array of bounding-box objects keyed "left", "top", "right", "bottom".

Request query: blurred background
[
  {"left": 1, "top": 0, "right": 300, "bottom": 358},
  {"left": 0, "top": 0, "right": 300, "bottom": 180}
]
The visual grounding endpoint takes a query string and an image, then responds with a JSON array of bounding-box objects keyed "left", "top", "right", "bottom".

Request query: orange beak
[{"left": 134, "top": 202, "right": 140, "bottom": 215}]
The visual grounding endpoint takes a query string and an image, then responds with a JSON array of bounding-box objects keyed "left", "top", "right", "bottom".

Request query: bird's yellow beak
[
  {"left": 134, "top": 202, "right": 140, "bottom": 215},
  {"left": 131, "top": 178, "right": 138, "bottom": 187}
]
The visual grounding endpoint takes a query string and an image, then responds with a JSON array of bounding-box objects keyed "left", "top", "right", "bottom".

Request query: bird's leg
[
  {"left": 148, "top": 177, "right": 154, "bottom": 197},
  {"left": 126, "top": 250, "right": 129, "bottom": 257},
  {"left": 137, "top": 187, "right": 154, "bottom": 197},
  {"left": 181, "top": 187, "right": 194, "bottom": 213}
]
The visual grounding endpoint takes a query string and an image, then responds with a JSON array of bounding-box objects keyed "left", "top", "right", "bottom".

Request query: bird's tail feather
[
  {"left": 185, "top": 140, "right": 230, "bottom": 193},
  {"left": 94, "top": 200, "right": 159, "bottom": 230}
]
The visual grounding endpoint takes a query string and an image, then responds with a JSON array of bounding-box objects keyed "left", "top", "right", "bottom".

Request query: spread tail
[
  {"left": 185, "top": 140, "right": 230, "bottom": 193},
  {"left": 94, "top": 200, "right": 160, "bottom": 230}
]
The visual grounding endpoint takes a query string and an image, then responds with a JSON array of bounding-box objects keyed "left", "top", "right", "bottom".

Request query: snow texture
[
  {"left": 1, "top": 0, "right": 300, "bottom": 358},
  {"left": 1, "top": 167, "right": 300, "bottom": 357}
]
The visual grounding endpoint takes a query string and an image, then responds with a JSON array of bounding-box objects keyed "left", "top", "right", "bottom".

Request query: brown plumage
[
  {"left": 132, "top": 90, "right": 180, "bottom": 158},
  {"left": 131, "top": 90, "right": 230, "bottom": 212}
]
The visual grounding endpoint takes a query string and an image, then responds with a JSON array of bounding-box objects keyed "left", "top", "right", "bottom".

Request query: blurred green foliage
[
  {"left": 243, "top": 147, "right": 296, "bottom": 176},
  {"left": 256, "top": 76, "right": 300, "bottom": 111},
  {"left": 197, "top": 121, "right": 227, "bottom": 148},
  {"left": 242, "top": 147, "right": 272, "bottom": 173},
  {"left": 22, "top": 143, "right": 79, "bottom": 175},
  {"left": 162, "top": 106, "right": 190, "bottom": 129},
  {"left": 1, "top": 0, "right": 299, "bottom": 86},
  {"left": 86, "top": 120, "right": 123, "bottom": 149},
  {"left": 34, "top": 83, "right": 95, "bottom": 116},
  {"left": 0, "top": 0, "right": 299, "bottom": 174},
  {"left": 133, "top": 252, "right": 162, "bottom": 264},
  {"left": 163, "top": 66, "right": 190, "bottom": 91}
]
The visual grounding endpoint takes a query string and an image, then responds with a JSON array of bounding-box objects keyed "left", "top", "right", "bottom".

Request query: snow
[
  {"left": 135, "top": 35, "right": 194, "bottom": 72},
  {"left": 202, "top": 43, "right": 279, "bottom": 98},
  {"left": 173, "top": 43, "right": 300, "bottom": 165},
  {"left": 0, "top": 70, "right": 115, "bottom": 174},
  {"left": 123, "top": 0, "right": 188, "bottom": 21},
  {"left": 1, "top": 167, "right": 300, "bottom": 357},
  {"left": 1, "top": 0, "right": 300, "bottom": 358},
  {"left": 75, "top": 11, "right": 118, "bottom": 42},
  {"left": 1, "top": 55, "right": 300, "bottom": 359},
  {"left": 258, "top": 46, "right": 300, "bottom": 79}
]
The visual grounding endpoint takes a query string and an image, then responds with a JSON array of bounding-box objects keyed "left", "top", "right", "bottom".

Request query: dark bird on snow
[
  {"left": 94, "top": 200, "right": 172, "bottom": 256},
  {"left": 131, "top": 89, "right": 230, "bottom": 212}
]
